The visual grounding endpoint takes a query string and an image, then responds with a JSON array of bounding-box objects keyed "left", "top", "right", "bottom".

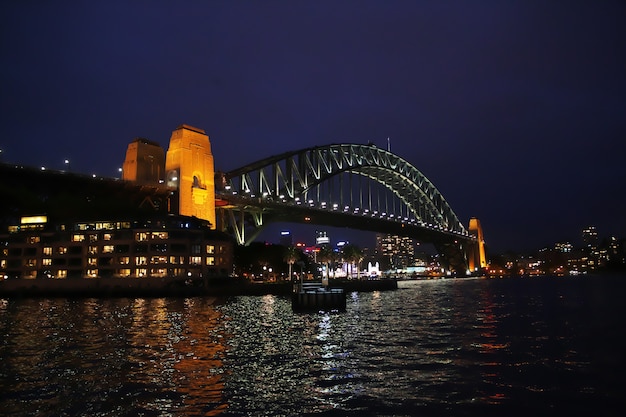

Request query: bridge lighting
[
  {"left": 92, "top": 174, "right": 96, "bottom": 178},
  {"left": 224, "top": 185, "right": 231, "bottom": 190},
  {"left": 279, "top": 194, "right": 284, "bottom": 199},
  {"left": 332, "top": 203, "right": 338, "bottom": 210},
  {"left": 41, "top": 166, "right": 46, "bottom": 171},
  {"left": 262, "top": 192, "right": 268, "bottom": 197}
]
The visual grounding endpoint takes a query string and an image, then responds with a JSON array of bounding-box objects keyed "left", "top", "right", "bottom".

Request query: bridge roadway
[{"left": 215, "top": 192, "right": 472, "bottom": 246}]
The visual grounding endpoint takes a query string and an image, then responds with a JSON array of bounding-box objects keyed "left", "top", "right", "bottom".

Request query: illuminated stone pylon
[
  {"left": 165, "top": 124, "right": 216, "bottom": 228},
  {"left": 468, "top": 217, "right": 486, "bottom": 272},
  {"left": 122, "top": 138, "right": 165, "bottom": 184}
]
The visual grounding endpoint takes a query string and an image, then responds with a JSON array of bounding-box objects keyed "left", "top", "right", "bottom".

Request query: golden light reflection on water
[
  {"left": 0, "top": 297, "right": 230, "bottom": 416},
  {"left": 2, "top": 276, "right": 623, "bottom": 415}
]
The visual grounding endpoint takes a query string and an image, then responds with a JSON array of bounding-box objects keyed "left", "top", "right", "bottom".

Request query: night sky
[{"left": 1, "top": 1, "right": 625, "bottom": 253}]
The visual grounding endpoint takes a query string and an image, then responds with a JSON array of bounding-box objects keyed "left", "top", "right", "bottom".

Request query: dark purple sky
[{"left": 1, "top": 1, "right": 625, "bottom": 253}]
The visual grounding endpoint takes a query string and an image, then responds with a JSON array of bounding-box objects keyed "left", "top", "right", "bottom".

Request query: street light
[{"left": 64, "top": 159, "right": 70, "bottom": 172}]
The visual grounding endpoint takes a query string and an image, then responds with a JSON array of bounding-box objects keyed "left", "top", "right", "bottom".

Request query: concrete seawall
[{"left": 0, "top": 277, "right": 398, "bottom": 298}]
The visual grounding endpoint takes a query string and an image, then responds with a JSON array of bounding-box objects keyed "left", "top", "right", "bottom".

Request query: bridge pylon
[
  {"left": 467, "top": 217, "right": 486, "bottom": 273},
  {"left": 165, "top": 124, "right": 216, "bottom": 229}
]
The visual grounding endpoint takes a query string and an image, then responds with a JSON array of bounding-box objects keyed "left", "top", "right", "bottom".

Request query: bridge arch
[{"left": 216, "top": 144, "right": 469, "bottom": 244}]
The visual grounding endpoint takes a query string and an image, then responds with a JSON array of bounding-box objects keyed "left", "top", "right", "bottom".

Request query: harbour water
[{"left": 1, "top": 275, "right": 624, "bottom": 416}]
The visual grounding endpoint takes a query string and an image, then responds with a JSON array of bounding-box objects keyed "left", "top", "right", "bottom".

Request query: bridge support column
[
  {"left": 165, "top": 124, "right": 216, "bottom": 228},
  {"left": 467, "top": 217, "right": 486, "bottom": 274},
  {"left": 435, "top": 241, "right": 470, "bottom": 276}
]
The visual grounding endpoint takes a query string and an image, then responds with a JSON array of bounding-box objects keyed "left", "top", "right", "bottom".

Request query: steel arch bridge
[{"left": 215, "top": 143, "right": 482, "bottom": 273}]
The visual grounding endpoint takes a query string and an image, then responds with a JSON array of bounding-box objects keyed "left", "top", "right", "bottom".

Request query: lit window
[
  {"left": 136, "top": 256, "right": 147, "bottom": 265},
  {"left": 28, "top": 236, "right": 40, "bottom": 244},
  {"left": 88, "top": 246, "right": 98, "bottom": 254},
  {"left": 151, "top": 232, "right": 168, "bottom": 240},
  {"left": 190, "top": 256, "right": 202, "bottom": 265},
  {"left": 119, "top": 256, "right": 130, "bottom": 265},
  {"left": 43, "top": 247, "right": 52, "bottom": 256},
  {"left": 103, "top": 245, "right": 114, "bottom": 253},
  {"left": 169, "top": 256, "right": 184, "bottom": 264},
  {"left": 72, "top": 234, "right": 85, "bottom": 242},
  {"left": 151, "top": 268, "right": 167, "bottom": 277},
  {"left": 57, "top": 270, "right": 67, "bottom": 278},
  {"left": 136, "top": 233, "right": 148, "bottom": 242},
  {"left": 206, "top": 257, "right": 215, "bottom": 266},
  {"left": 88, "top": 258, "right": 97, "bottom": 266},
  {"left": 86, "top": 269, "right": 98, "bottom": 278},
  {"left": 137, "top": 268, "right": 147, "bottom": 277},
  {"left": 42, "top": 259, "right": 52, "bottom": 266},
  {"left": 96, "top": 222, "right": 115, "bottom": 230},
  {"left": 89, "top": 234, "right": 98, "bottom": 242},
  {"left": 58, "top": 247, "right": 67, "bottom": 254},
  {"left": 103, "top": 233, "right": 113, "bottom": 241},
  {"left": 119, "top": 269, "right": 131, "bottom": 277},
  {"left": 206, "top": 245, "right": 215, "bottom": 254}
]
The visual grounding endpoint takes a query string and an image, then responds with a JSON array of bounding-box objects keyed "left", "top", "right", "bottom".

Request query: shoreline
[{"left": 0, "top": 277, "right": 398, "bottom": 298}]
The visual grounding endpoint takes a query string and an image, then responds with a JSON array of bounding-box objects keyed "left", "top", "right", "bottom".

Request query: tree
[
  {"left": 342, "top": 244, "right": 364, "bottom": 279},
  {"left": 283, "top": 245, "right": 301, "bottom": 283},
  {"left": 317, "top": 245, "right": 333, "bottom": 284}
]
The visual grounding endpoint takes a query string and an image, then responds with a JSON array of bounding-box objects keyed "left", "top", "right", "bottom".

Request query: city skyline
[{"left": 2, "top": 1, "right": 625, "bottom": 253}]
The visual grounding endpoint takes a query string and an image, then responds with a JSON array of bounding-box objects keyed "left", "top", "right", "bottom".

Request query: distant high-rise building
[
  {"left": 582, "top": 226, "right": 598, "bottom": 248},
  {"left": 280, "top": 231, "right": 292, "bottom": 246},
  {"left": 316, "top": 231, "right": 330, "bottom": 245},
  {"left": 554, "top": 242, "right": 573, "bottom": 253},
  {"left": 376, "top": 234, "right": 416, "bottom": 269},
  {"left": 122, "top": 138, "right": 165, "bottom": 184}
]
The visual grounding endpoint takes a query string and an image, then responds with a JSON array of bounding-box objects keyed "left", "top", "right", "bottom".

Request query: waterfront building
[{"left": 0, "top": 214, "right": 233, "bottom": 280}]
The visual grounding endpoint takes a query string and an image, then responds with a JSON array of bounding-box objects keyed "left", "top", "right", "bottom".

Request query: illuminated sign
[{"left": 21, "top": 215, "right": 47, "bottom": 224}]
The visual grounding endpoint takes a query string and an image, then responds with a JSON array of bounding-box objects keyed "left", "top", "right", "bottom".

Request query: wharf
[{"left": 292, "top": 281, "right": 346, "bottom": 312}]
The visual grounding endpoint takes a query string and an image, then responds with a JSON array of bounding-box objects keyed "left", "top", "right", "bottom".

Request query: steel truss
[{"left": 216, "top": 144, "right": 469, "bottom": 246}]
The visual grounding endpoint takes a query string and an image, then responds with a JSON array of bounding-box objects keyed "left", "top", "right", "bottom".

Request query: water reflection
[
  {"left": 0, "top": 297, "right": 228, "bottom": 416},
  {"left": 1, "top": 276, "right": 624, "bottom": 416}
]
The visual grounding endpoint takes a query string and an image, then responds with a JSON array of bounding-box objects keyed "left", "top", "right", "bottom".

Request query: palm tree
[
  {"left": 317, "top": 245, "right": 333, "bottom": 285},
  {"left": 342, "top": 244, "right": 364, "bottom": 279},
  {"left": 283, "top": 245, "right": 300, "bottom": 283}
]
